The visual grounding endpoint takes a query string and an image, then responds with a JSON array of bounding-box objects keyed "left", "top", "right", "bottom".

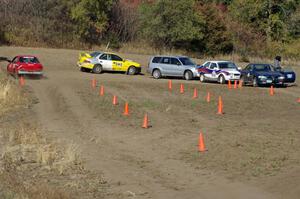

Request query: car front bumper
[
  {"left": 258, "top": 78, "right": 285, "bottom": 85},
  {"left": 224, "top": 75, "right": 241, "bottom": 81}
]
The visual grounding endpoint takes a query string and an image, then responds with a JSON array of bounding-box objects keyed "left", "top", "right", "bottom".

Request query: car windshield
[
  {"left": 254, "top": 64, "right": 272, "bottom": 71},
  {"left": 19, "top": 57, "right": 39, "bottom": 63},
  {"left": 218, "top": 62, "right": 237, "bottom": 69},
  {"left": 179, "top": 57, "right": 195, "bottom": 65},
  {"left": 90, "top": 52, "right": 101, "bottom": 57}
]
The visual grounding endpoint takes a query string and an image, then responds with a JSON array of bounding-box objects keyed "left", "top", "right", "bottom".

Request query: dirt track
[{"left": 1, "top": 47, "right": 300, "bottom": 199}]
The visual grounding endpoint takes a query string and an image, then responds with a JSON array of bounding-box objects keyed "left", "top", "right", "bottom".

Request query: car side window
[
  {"left": 111, "top": 54, "right": 123, "bottom": 61},
  {"left": 152, "top": 57, "right": 161, "bottom": 63},
  {"left": 210, "top": 63, "right": 217, "bottom": 69},
  {"left": 161, "top": 57, "right": 170, "bottom": 64},
  {"left": 204, "top": 62, "right": 210, "bottom": 68},
  {"left": 171, "top": 58, "right": 181, "bottom": 65},
  {"left": 99, "top": 54, "right": 108, "bottom": 60}
]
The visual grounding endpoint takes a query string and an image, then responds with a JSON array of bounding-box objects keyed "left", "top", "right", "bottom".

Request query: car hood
[
  {"left": 254, "top": 71, "right": 282, "bottom": 77},
  {"left": 124, "top": 59, "right": 141, "bottom": 67},
  {"left": 221, "top": 68, "right": 240, "bottom": 73}
]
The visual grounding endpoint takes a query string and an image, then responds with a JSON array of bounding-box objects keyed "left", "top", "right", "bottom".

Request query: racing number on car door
[
  {"left": 99, "top": 54, "right": 113, "bottom": 71},
  {"left": 111, "top": 54, "right": 123, "bottom": 71}
]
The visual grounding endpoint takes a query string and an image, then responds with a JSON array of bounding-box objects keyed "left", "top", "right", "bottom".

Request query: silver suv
[{"left": 147, "top": 56, "right": 199, "bottom": 80}]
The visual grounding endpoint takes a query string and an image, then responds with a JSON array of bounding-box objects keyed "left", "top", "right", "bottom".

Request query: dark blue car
[{"left": 241, "top": 63, "right": 296, "bottom": 87}]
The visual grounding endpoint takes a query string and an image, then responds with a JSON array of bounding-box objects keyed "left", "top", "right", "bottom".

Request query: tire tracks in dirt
[{"left": 29, "top": 71, "right": 278, "bottom": 199}]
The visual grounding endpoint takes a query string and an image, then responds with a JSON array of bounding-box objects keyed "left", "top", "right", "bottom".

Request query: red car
[{"left": 7, "top": 55, "right": 43, "bottom": 77}]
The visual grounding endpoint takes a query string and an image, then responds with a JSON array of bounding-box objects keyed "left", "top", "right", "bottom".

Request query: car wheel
[
  {"left": 253, "top": 77, "right": 258, "bottom": 87},
  {"left": 93, "top": 64, "right": 102, "bottom": 74},
  {"left": 152, "top": 69, "right": 161, "bottom": 79},
  {"left": 199, "top": 74, "right": 206, "bottom": 82},
  {"left": 127, "top": 66, "right": 137, "bottom": 75},
  {"left": 80, "top": 67, "right": 87, "bottom": 72},
  {"left": 218, "top": 75, "right": 225, "bottom": 84},
  {"left": 184, "top": 71, "right": 193, "bottom": 81}
]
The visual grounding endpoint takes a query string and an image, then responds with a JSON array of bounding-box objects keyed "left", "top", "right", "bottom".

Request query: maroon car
[{"left": 7, "top": 55, "right": 43, "bottom": 77}]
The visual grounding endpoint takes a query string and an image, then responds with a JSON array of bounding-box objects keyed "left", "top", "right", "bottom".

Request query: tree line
[{"left": 0, "top": 0, "right": 299, "bottom": 58}]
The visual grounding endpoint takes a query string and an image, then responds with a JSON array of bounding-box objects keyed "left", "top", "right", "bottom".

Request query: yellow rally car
[{"left": 77, "top": 51, "right": 141, "bottom": 75}]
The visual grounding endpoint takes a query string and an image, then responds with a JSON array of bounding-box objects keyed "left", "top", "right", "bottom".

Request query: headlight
[
  {"left": 258, "top": 75, "right": 267, "bottom": 79},
  {"left": 278, "top": 76, "right": 285, "bottom": 79}
]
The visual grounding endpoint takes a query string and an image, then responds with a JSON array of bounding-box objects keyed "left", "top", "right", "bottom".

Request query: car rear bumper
[{"left": 18, "top": 71, "right": 43, "bottom": 75}]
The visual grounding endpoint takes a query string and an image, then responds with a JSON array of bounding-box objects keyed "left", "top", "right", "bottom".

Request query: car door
[
  {"left": 98, "top": 54, "right": 113, "bottom": 71},
  {"left": 171, "top": 58, "right": 183, "bottom": 76},
  {"left": 207, "top": 62, "right": 217, "bottom": 80},
  {"left": 111, "top": 54, "right": 125, "bottom": 72},
  {"left": 159, "top": 57, "right": 172, "bottom": 76}
]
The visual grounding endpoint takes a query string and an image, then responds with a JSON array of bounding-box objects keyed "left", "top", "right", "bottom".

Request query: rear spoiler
[
  {"left": 0, "top": 57, "right": 11, "bottom": 62},
  {"left": 79, "top": 52, "right": 91, "bottom": 58}
]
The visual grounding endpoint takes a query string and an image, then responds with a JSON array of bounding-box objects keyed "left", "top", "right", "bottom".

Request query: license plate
[
  {"left": 266, "top": 80, "right": 272, "bottom": 83},
  {"left": 287, "top": 74, "right": 293, "bottom": 78}
]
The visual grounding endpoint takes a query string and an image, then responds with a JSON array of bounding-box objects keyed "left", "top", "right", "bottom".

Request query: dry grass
[{"left": 0, "top": 73, "right": 108, "bottom": 199}]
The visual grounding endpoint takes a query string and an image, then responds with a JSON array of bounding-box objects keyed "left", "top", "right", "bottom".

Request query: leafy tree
[
  {"left": 194, "top": 3, "right": 233, "bottom": 55},
  {"left": 69, "top": 0, "right": 115, "bottom": 43},
  {"left": 139, "top": 0, "right": 204, "bottom": 48}
]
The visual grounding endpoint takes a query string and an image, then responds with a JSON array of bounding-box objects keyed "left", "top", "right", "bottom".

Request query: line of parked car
[
  {"left": 78, "top": 51, "right": 296, "bottom": 87},
  {"left": 1, "top": 52, "right": 296, "bottom": 87}
]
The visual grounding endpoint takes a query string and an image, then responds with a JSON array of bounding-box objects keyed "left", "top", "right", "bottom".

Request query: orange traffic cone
[
  {"left": 99, "top": 85, "right": 104, "bottom": 96},
  {"left": 142, "top": 114, "right": 149, "bottom": 129},
  {"left": 123, "top": 102, "right": 129, "bottom": 116},
  {"left": 217, "top": 96, "right": 223, "bottom": 115},
  {"left": 168, "top": 80, "right": 172, "bottom": 91},
  {"left": 19, "top": 76, "right": 25, "bottom": 87},
  {"left": 238, "top": 80, "right": 243, "bottom": 89},
  {"left": 206, "top": 92, "right": 211, "bottom": 103},
  {"left": 180, "top": 83, "right": 184, "bottom": 94},
  {"left": 198, "top": 132, "right": 206, "bottom": 152},
  {"left": 91, "top": 78, "right": 97, "bottom": 89},
  {"left": 113, "top": 95, "right": 118, "bottom": 105},
  {"left": 234, "top": 80, "right": 237, "bottom": 89},
  {"left": 193, "top": 88, "right": 198, "bottom": 99},
  {"left": 270, "top": 85, "right": 274, "bottom": 96},
  {"left": 228, "top": 80, "right": 232, "bottom": 89}
]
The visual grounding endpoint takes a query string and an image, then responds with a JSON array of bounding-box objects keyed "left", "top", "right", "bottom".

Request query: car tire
[
  {"left": 127, "top": 66, "right": 136, "bottom": 75},
  {"left": 152, "top": 69, "right": 162, "bottom": 79},
  {"left": 80, "top": 67, "right": 88, "bottom": 72},
  {"left": 253, "top": 77, "right": 258, "bottom": 87},
  {"left": 93, "top": 64, "right": 103, "bottom": 74},
  {"left": 218, "top": 75, "right": 226, "bottom": 84},
  {"left": 199, "top": 74, "right": 206, "bottom": 82},
  {"left": 184, "top": 70, "right": 193, "bottom": 81}
]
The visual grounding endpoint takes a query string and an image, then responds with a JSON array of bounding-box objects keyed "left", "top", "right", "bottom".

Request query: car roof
[
  {"left": 205, "top": 60, "right": 233, "bottom": 63},
  {"left": 249, "top": 63, "right": 271, "bottom": 65},
  {"left": 17, "top": 55, "right": 38, "bottom": 58},
  {"left": 152, "top": 55, "right": 188, "bottom": 59}
]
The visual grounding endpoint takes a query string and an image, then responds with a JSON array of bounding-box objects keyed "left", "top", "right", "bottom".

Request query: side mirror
[{"left": 177, "top": 62, "right": 181, "bottom": 66}]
